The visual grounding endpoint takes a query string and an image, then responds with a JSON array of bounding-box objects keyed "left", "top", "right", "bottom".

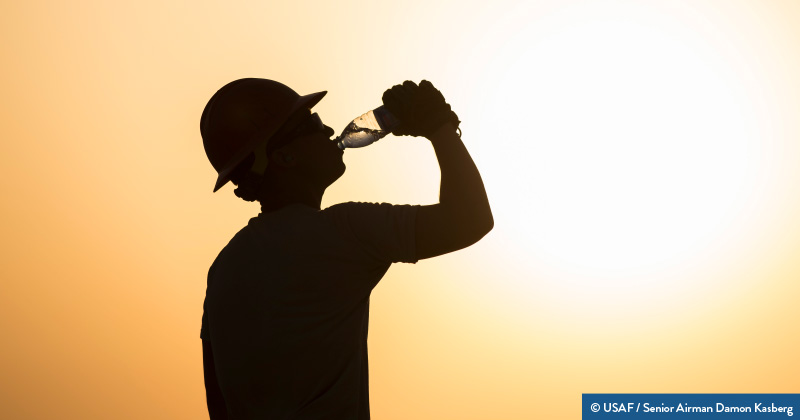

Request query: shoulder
[{"left": 321, "top": 201, "right": 419, "bottom": 223}]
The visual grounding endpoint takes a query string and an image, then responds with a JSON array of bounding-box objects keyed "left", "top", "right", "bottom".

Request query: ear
[{"left": 270, "top": 148, "right": 297, "bottom": 168}]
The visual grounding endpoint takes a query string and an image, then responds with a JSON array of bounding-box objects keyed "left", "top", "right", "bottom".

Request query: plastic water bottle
[{"left": 335, "top": 105, "right": 401, "bottom": 150}]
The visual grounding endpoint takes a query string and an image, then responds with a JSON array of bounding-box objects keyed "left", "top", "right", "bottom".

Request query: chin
[
  {"left": 322, "top": 163, "right": 346, "bottom": 187},
  {"left": 333, "top": 163, "right": 346, "bottom": 182}
]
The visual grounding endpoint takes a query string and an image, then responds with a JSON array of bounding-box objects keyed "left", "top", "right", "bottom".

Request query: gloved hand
[{"left": 382, "top": 80, "right": 460, "bottom": 138}]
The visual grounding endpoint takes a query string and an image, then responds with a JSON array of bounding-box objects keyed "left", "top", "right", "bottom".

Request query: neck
[{"left": 259, "top": 178, "right": 325, "bottom": 213}]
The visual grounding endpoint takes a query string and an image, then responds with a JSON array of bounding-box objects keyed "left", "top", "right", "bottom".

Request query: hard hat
[{"left": 200, "top": 78, "right": 327, "bottom": 192}]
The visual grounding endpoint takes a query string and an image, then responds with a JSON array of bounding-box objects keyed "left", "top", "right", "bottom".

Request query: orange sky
[{"left": 1, "top": 1, "right": 799, "bottom": 419}]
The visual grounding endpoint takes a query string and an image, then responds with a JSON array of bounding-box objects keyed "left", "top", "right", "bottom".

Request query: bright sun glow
[{"left": 465, "top": 2, "right": 770, "bottom": 314}]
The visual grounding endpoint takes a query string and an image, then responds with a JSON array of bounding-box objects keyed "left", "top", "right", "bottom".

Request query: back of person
[{"left": 201, "top": 202, "right": 418, "bottom": 418}]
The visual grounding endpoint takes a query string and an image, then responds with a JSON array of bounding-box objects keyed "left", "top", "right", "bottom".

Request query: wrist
[{"left": 427, "top": 122, "right": 460, "bottom": 143}]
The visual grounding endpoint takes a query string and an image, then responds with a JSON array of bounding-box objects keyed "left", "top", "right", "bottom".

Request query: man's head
[{"left": 201, "top": 78, "right": 344, "bottom": 204}]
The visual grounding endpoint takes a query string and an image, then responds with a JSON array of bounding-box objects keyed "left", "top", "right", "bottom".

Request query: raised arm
[
  {"left": 382, "top": 80, "right": 493, "bottom": 260},
  {"left": 415, "top": 122, "right": 493, "bottom": 259}
]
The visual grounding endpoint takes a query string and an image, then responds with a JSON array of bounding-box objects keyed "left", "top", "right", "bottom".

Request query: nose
[{"left": 324, "top": 125, "right": 334, "bottom": 138}]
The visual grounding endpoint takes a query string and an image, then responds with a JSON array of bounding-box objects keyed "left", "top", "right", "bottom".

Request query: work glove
[{"left": 382, "top": 80, "right": 460, "bottom": 138}]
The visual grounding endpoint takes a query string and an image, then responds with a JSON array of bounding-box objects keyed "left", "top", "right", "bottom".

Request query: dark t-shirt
[{"left": 201, "top": 202, "right": 418, "bottom": 419}]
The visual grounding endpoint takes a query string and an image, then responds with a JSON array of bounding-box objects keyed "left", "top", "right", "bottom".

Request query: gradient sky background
[{"left": 1, "top": 0, "right": 799, "bottom": 418}]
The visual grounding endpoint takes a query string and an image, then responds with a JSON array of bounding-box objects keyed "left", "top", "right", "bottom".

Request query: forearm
[{"left": 428, "top": 123, "right": 493, "bottom": 233}]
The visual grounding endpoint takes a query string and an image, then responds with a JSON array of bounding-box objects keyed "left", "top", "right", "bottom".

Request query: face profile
[{"left": 268, "top": 111, "right": 345, "bottom": 189}]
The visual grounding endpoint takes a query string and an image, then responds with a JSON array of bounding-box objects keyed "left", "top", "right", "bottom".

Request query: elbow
[
  {"left": 484, "top": 212, "right": 494, "bottom": 235},
  {"left": 478, "top": 211, "right": 494, "bottom": 239},
  {"left": 478, "top": 201, "right": 494, "bottom": 235},
  {"left": 467, "top": 209, "right": 494, "bottom": 245}
]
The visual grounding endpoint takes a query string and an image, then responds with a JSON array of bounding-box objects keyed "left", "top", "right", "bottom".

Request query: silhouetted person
[{"left": 199, "top": 78, "right": 493, "bottom": 419}]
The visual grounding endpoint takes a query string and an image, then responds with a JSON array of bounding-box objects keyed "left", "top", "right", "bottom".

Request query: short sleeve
[{"left": 322, "top": 202, "right": 419, "bottom": 264}]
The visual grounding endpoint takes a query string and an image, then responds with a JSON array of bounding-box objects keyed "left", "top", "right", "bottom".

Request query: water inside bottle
[{"left": 336, "top": 121, "right": 390, "bottom": 149}]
